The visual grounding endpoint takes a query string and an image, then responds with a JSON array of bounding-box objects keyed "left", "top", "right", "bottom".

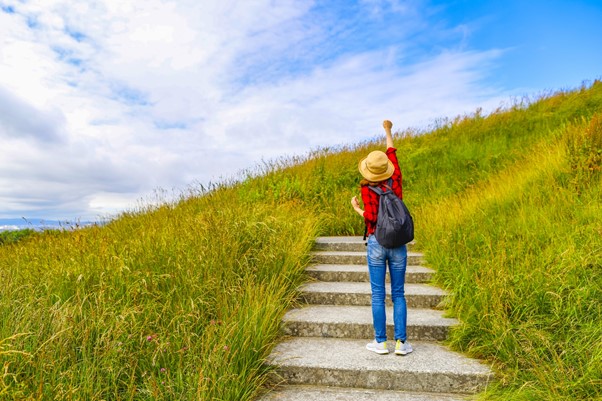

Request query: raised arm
[{"left": 383, "top": 120, "right": 394, "bottom": 149}]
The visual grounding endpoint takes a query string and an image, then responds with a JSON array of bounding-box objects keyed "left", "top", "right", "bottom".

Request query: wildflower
[
  {"left": 223, "top": 345, "right": 229, "bottom": 351},
  {"left": 160, "top": 368, "right": 167, "bottom": 373},
  {"left": 146, "top": 335, "right": 153, "bottom": 341}
]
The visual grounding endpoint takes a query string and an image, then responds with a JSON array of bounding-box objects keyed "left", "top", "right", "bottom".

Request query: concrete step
[
  {"left": 267, "top": 337, "right": 492, "bottom": 394},
  {"left": 259, "top": 385, "right": 464, "bottom": 401},
  {"left": 306, "top": 264, "right": 434, "bottom": 283},
  {"left": 283, "top": 305, "right": 457, "bottom": 341},
  {"left": 300, "top": 282, "right": 446, "bottom": 309},
  {"left": 314, "top": 236, "right": 417, "bottom": 252},
  {"left": 312, "top": 251, "right": 422, "bottom": 266}
]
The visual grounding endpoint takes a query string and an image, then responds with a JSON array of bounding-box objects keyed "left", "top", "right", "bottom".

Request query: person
[{"left": 350, "top": 120, "right": 413, "bottom": 356}]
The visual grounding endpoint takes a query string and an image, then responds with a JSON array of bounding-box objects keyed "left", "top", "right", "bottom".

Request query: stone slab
[
  {"left": 306, "top": 264, "right": 434, "bottom": 284},
  {"left": 300, "top": 282, "right": 446, "bottom": 309},
  {"left": 283, "top": 305, "right": 457, "bottom": 341},
  {"left": 267, "top": 338, "right": 492, "bottom": 394},
  {"left": 314, "top": 236, "right": 417, "bottom": 252},
  {"left": 312, "top": 251, "right": 423, "bottom": 266},
  {"left": 259, "top": 385, "right": 465, "bottom": 401}
]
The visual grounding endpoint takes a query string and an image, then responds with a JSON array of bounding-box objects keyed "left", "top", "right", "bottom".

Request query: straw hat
[{"left": 358, "top": 150, "right": 394, "bottom": 182}]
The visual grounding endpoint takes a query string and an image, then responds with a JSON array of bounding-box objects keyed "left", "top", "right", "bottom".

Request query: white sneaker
[
  {"left": 366, "top": 340, "right": 389, "bottom": 355},
  {"left": 395, "top": 340, "right": 413, "bottom": 355}
]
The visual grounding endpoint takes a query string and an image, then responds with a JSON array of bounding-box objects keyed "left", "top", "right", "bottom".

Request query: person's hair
[{"left": 360, "top": 178, "right": 384, "bottom": 187}]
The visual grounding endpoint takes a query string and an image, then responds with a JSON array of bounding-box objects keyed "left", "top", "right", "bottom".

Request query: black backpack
[{"left": 366, "top": 178, "right": 414, "bottom": 248}]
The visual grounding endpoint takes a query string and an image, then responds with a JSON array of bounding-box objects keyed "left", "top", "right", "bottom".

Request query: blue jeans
[{"left": 367, "top": 235, "right": 408, "bottom": 343}]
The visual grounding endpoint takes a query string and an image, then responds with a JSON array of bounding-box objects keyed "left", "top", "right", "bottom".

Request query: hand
[
  {"left": 383, "top": 119, "right": 394, "bottom": 149},
  {"left": 351, "top": 196, "right": 364, "bottom": 217}
]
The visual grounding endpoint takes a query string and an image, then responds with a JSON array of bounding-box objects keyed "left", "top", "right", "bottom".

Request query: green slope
[{"left": 1, "top": 81, "right": 601, "bottom": 400}]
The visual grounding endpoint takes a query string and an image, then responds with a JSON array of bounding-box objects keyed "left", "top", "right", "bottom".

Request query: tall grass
[
  {"left": 419, "top": 132, "right": 601, "bottom": 400},
  {"left": 1, "top": 81, "right": 601, "bottom": 400},
  {"left": 0, "top": 189, "right": 319, "bottom": 399}
]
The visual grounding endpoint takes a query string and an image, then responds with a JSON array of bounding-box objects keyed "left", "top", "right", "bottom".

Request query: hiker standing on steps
[{"left": 350, "top": 120, "right": 413, "bottom": 356}]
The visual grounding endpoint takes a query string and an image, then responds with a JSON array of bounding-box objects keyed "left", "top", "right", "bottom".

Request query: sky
[{"left": 1, "top": 0, "right": 601, "bottom": 225}]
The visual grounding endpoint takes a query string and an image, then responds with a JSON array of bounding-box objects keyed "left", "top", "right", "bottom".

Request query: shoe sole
[
  {"left": 366, "top": 346, "right": 389, "bottom": 355},
  {"left": 395, "top": 349, "right": 413, "bottom": 355}
]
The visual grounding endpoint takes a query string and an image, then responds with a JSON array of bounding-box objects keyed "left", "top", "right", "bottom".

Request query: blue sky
[
  {"left": 439, "top": 0, "right": 602, "bottom": 89},
  {"left": 0, "top": 0, "right": 600, "bottom": 227}
]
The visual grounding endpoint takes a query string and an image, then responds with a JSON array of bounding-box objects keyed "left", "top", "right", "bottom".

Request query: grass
[
  {"left": 1, "top": 80, "right": 601, "bottom": 399},
  {"left": 0, "top": 191, "right": 319, "bottom": 399},
  {"left": 0, "top": 229, "right": 36, "bottom": 246},
  {"left": 419, "top": 135, "right": 602, "bottom": 400}
]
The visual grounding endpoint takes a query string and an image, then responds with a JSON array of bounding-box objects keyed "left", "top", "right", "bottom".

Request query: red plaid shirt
[{"left": 361, "top": 147, "right": 403, "bottom": 235}]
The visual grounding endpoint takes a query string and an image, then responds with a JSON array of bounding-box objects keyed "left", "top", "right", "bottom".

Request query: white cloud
[
  {"left": 0, "top": 225, "right": 20, "bottom": 231},
  {"left": 0, "top": 0, "right": 507, "bottom": 220},
  {"left": 0, "top": 86, "right": 66, "bottom": 142}
]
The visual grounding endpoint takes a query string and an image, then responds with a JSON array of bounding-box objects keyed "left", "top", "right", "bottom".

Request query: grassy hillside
[
  {"left": 0, "top": 195, "right": 319, "bottom": 399},
  {"left": 1, "top": 80, "right": 601, "bottom": 400}
]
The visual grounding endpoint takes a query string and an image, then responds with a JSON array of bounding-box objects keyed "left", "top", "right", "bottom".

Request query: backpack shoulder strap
[
  {"left": 382, "top": 178, "right": 394, "bottom": 192},
  {"left": 367, "top": 185, "right": 384, "bottom": 195},
  {"left": 368, "top": 179, "right": 394, "bottom": 195}
]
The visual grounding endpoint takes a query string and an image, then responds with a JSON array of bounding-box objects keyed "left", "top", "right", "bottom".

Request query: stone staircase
[{"left": 260, "top": 237, "right": 492, "bottom": 400}]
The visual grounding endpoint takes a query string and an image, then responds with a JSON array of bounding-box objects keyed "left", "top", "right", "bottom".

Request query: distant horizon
[{"left": 0, "top": 217, "right": 99, "bottom": 231}]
